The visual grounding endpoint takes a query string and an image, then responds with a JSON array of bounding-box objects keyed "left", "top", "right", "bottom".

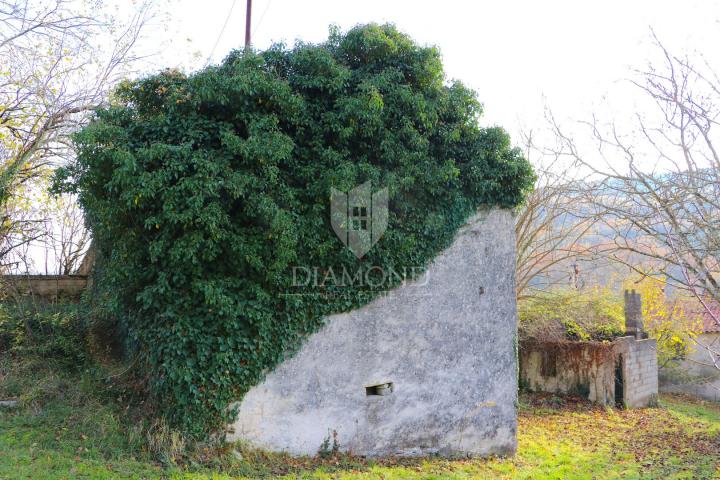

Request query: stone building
[
  {"left": 519, "top": 291, "right": 659, "bottom": 408},
  {"left": 228, "top": 209, "right": 519, "bottom": 457}
]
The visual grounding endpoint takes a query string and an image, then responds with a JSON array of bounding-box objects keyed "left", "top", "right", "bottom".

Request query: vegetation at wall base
[
  {"left": 0, "top": 300, "right": 89, "bottom": 369},
  {"left": 54, "top": 23, "right": 534, "bottom": 438}
]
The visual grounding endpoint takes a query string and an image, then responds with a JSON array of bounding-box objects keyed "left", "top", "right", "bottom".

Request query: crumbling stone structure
[
  {"left": 520, "top": 290, "right": 659, "bottom": 407},
  {"left": 624, "top": 289, "right": 646, "bottom": 339}
]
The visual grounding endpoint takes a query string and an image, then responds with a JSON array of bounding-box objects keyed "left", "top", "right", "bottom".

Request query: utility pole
[{"left": 244, "top": 0, "right": 252, "bottom": 48}]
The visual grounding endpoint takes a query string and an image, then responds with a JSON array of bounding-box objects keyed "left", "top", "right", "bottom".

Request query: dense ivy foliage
[{"left": 56, "top": 24, "right": 534, "bottom": 438}]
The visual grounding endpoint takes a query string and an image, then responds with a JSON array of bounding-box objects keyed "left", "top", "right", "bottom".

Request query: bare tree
[
  {"left": 541, "top": 32, "right": 720, "bottom": 368},
  {"left": 515, "top": 129, "right": 606, "bottom": 300},
  {"left": 40, "top": 193, "right": 89, "bottom": 275},
  {"left": 0, "top": 0, "right": 153, "bottom": 270}
]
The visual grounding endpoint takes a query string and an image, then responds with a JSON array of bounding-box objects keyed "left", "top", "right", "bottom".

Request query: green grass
[{"left": 1, "top": 360, "right": 719, "bottom": 479}]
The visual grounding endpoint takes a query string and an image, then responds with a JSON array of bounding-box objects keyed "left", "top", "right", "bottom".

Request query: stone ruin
[{"left": 520, "top": 290, "right": 659, "bottom": 408}]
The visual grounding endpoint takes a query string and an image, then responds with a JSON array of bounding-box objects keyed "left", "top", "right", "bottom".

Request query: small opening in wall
[
  {"left": 366, "top": 382, "right": 393, "bottom": 396},
  {"left": 615, "top": 354, "right": 625, "bottom": 408},
  {"left": 541, "top": 351, "right": 557, "bottom": 378}
]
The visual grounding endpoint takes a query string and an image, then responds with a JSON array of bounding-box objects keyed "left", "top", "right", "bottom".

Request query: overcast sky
[{"left": 152, "top": 0, "right": 720, "bottom": 140}]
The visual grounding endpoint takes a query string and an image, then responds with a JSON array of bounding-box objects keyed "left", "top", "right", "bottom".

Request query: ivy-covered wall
[
  {"left": 230, "top": 209, "right": 520, "bottom": 457},
  {"left": 56, "top": 24, "right": 534, "bottom": 439}
]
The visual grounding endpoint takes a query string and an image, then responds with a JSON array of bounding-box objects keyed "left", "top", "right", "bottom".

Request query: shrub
[
  {"left": 55, "top": 24, "right": 534, "bottom": 438},
  {"left": 0, "top": 301, "right": 88, "bottom": 368},
  {"left": 518, "top": 288, "right": 625, "bottom": 342}
]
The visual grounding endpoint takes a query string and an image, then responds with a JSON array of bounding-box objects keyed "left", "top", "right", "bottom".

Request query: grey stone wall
[
  {"left": 617, "top": 337, "right": 659, "bottom": 407},
  {"left": 227, "top": 209, "right": 518, "bottom": 457}
]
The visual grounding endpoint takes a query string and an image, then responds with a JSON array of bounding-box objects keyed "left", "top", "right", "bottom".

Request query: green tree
[{"left": 57, "top": 24, "right": 534, "bottom": 439}]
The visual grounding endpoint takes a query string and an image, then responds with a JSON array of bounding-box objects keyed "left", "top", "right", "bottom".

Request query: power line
[
  {"left": 252, "top": 0, "right": 272, "bottom": 38},
  {"left": 206, "top": 0, "right": 239, "bottom": 65}
]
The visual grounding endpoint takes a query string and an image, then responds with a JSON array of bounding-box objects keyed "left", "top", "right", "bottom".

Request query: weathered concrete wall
[
  {"left": 616, "top": 337, "right": 658, "bottom": 408},
  {"left": 228, "top": 209, "right": 518, "bottom": 457},
  {"left": 1, "top": 275, "right": 89, "bottom": 301},
  {"left": 660, "top": 333, "right": 720, "bottom": 402},
  {"left": 520, "top": 337, "right": 658, "bottom": 408},
  {"left": 520, "top": 342, "right": 616, "bottom": 404}
]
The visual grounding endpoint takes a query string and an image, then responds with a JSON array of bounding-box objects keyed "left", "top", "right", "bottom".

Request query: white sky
[{"left": 151, "top": 0, "right": 720, "bottom": 140}]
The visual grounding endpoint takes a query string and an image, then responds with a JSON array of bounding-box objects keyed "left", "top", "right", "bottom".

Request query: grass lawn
[{"left": 1, "top": 363, "right": 719, "bottom": 479}]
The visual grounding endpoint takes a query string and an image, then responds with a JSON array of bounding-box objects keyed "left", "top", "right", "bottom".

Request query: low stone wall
[
  {"left": 228, "top": 209, "right": 518, "bottom": 457},
  {"left": 1, "top": 275, "right": 89, "bottom": 301},
  {"left": 520, "top": 336, "right": 658, "bottom": 408}
]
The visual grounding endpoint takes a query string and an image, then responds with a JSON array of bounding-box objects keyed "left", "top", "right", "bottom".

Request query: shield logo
[{"left": 330, "top": 182, "right": 388, "bottom": 258}]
